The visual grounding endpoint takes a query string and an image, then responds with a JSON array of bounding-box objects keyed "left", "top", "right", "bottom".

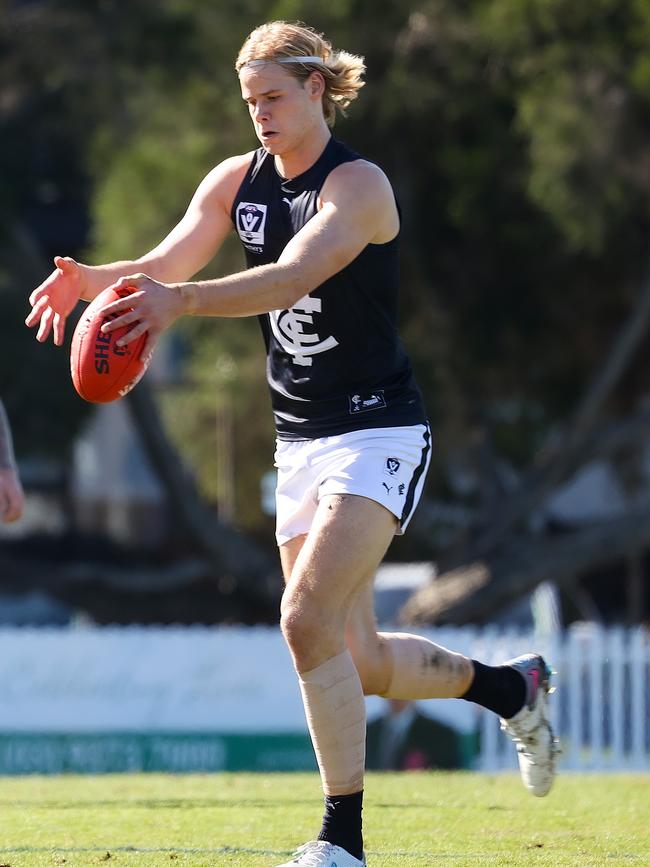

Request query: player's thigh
[
  {"left": 283, "top": 533, "right": 388, "bottom": 690},
  {"left": 279, "top": 534, "right": 308, "bottom": 583},
  {"left": 284, "top": 493, "right": 397, "bottom": 619},
  {"left": 345, "top": 581, "right": 391, "bottom": 694},
  {"left": 345, "top": 582, "right": 379, "bottom": 652}
]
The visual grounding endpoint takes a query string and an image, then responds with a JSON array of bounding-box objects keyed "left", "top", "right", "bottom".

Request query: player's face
[{"left": 239, "top": 64, "right": 324, "bottom": 156}]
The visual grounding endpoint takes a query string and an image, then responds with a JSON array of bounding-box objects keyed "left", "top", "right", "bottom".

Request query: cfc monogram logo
[{"left": 269, "top": 294, "right": 339, "bottom": 366}]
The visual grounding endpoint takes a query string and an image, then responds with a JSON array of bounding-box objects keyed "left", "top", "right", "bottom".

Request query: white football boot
[
  {"left": 500, "top": 653, "right": 560, "bottom": 797},
  {"left": 275, "top": 840, "right": 366, "bottom": 866}
]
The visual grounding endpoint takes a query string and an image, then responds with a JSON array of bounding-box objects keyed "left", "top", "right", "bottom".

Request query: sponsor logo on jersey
[
  {"left": 348, "top": 390, "right": 387, "bottom": 414},
  {"left": 235, "top": 202, "right": 267, "bottom": 246},
  {"left": 269, "top": 294, "right": 339, "bottom": 367}
]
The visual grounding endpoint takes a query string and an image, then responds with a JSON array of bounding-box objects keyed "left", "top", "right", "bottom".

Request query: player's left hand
[
  {"left": 100, "top": 274, "right": 186, "bottom": 360},
  {"left": 0, "top": 467, "right": 25, "bottom": 523}
]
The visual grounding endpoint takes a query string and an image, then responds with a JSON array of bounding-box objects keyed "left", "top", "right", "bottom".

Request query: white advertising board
[
  {"left": 0, "top": 625, "right": 478, "bottom": 734},
  {"left": 0, "top": 626, "right": 305, "bottom": 732}
]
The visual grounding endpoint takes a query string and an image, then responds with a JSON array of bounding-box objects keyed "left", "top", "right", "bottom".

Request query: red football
[{"left": 70, "top": 285, "right": 150, "bottom": 403}]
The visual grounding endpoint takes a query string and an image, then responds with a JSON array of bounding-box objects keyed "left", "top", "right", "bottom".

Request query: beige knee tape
[
  {"left": 378, "top": 632, "right": 474, "bottom": 699},
  {"left": 299, "top": 650, "right": 366, "bottom": 796}
]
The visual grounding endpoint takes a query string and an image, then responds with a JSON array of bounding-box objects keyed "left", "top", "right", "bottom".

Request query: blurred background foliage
[{"left": 2, "top": 0, "right": 650, "bottom": 534}]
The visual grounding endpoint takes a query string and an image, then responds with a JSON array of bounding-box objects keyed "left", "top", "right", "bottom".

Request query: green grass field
[{"left": 0, "top": 772, "right": 647, "bottom": 866}]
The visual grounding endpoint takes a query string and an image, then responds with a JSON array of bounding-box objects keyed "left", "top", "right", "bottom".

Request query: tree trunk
[
  {"left": 401, "top": 501, "right": 650, "bottom": 624},
  {"left": 126, "top": 383, "right": 280, "bottom": 603},
  {"left": 458, "top": 262, "right": 650, "bottom": 566}
]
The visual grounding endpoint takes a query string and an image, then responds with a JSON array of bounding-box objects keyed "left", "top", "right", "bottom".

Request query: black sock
[
  {"left": 317, "top": 790, "right": 363, "bottom": 861},
  {"left": 461, "top": 660, "right": 526, "bottom": 719}
]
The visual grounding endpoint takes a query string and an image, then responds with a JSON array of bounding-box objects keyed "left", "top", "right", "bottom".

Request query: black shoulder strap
[{"left": 250, "top": 148, "right": 271, "bottom": 184}]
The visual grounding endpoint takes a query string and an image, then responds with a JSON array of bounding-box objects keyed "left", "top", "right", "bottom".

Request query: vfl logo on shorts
[
  {"left": 236, "top": 202, "right": 267, "bottom": 246},
  {"left": 348, "top": 390, "right": 386, "bottom": 414},
  {"left": 384, "top": 457, "right": 401, "bottom": 476}
]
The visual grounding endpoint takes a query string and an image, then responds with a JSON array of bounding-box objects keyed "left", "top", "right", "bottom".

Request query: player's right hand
[{"left": 25, "top": 256, "right": 86, "bottom": 346}]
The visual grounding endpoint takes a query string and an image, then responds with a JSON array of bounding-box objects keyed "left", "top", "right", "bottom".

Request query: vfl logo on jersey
[
  {"left": 269, "top": 294, "right": 339, "bottom": 367},
  {"left": 236, "top": 202, "right": 267, "bottom": 246},
  {"left": 348, "top": 390, "right": 387, "bottom": 414}
]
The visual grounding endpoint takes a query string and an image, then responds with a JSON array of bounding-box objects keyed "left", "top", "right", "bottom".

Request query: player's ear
[{"left": 307, "top": 70, "right": 325, "bottom": 99}]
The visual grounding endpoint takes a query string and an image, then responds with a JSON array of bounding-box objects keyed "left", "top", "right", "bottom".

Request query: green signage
[{"left": 0, "top": 733, "right": 317, "bottom": 774}]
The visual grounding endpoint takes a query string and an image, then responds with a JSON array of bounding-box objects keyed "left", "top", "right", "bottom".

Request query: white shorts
[{"left": 274, "top": 423, "right": 432, "bottom": 546}]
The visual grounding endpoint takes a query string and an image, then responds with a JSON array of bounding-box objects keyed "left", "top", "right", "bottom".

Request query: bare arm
[
  {"left": 82, "top": 153, "right": 252, "bottom": 292},
  {"left": 25, "top": 153, "right": 253, "bottom": 345},
  {"left": 100, "top": 160, "right": 400, "bottom": 345},
  {"left": 0, "top": 400, "right": 25, "bottom": 523},
  {"left": 182, "top": 159, "right": 398, "bottom": 315},
  {"left": 0, "top": 401, "right": 17, "bottom": 470}
]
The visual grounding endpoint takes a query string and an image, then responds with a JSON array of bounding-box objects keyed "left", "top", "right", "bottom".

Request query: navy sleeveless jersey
[{"left": 231, "top": 136, "right": 425, "bottom": 440}]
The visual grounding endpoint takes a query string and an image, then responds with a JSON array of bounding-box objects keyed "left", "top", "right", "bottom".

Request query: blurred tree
[
  {"left": 374, "top": 0, "right": 650, "bottom": 450},
  {"left": 0, "top": 0, "right": 216, "bottom": 456},
  {"left": 4, "top": 0, "right": 650, "bottom": 611}
]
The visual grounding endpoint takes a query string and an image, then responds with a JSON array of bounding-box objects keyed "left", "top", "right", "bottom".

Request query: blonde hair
[{"left": 236, "top": 21, "right": 366, "bottom": 127}]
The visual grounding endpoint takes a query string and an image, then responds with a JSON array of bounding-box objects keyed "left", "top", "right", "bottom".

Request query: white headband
[{"left": 244, "top": 55, "right": 325, "bottom": 68}]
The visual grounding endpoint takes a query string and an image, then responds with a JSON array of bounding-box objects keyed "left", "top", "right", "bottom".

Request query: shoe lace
[
  {"left": 501, "top": 716, "right": 537, "bottom": 748},
  {"left": 502, "top": 716, "right": 561, "bottom": 761},
  {"left": 292, "top": 840, "right": 333, "bottom": 865}
]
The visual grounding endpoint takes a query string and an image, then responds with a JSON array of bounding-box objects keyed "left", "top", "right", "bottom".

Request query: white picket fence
[
  {"left": 0, "top": 623, "right": 647, "bottom": 773},
  {"left": 463, "top": 623, "right": 650, "bottom": 772}
]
